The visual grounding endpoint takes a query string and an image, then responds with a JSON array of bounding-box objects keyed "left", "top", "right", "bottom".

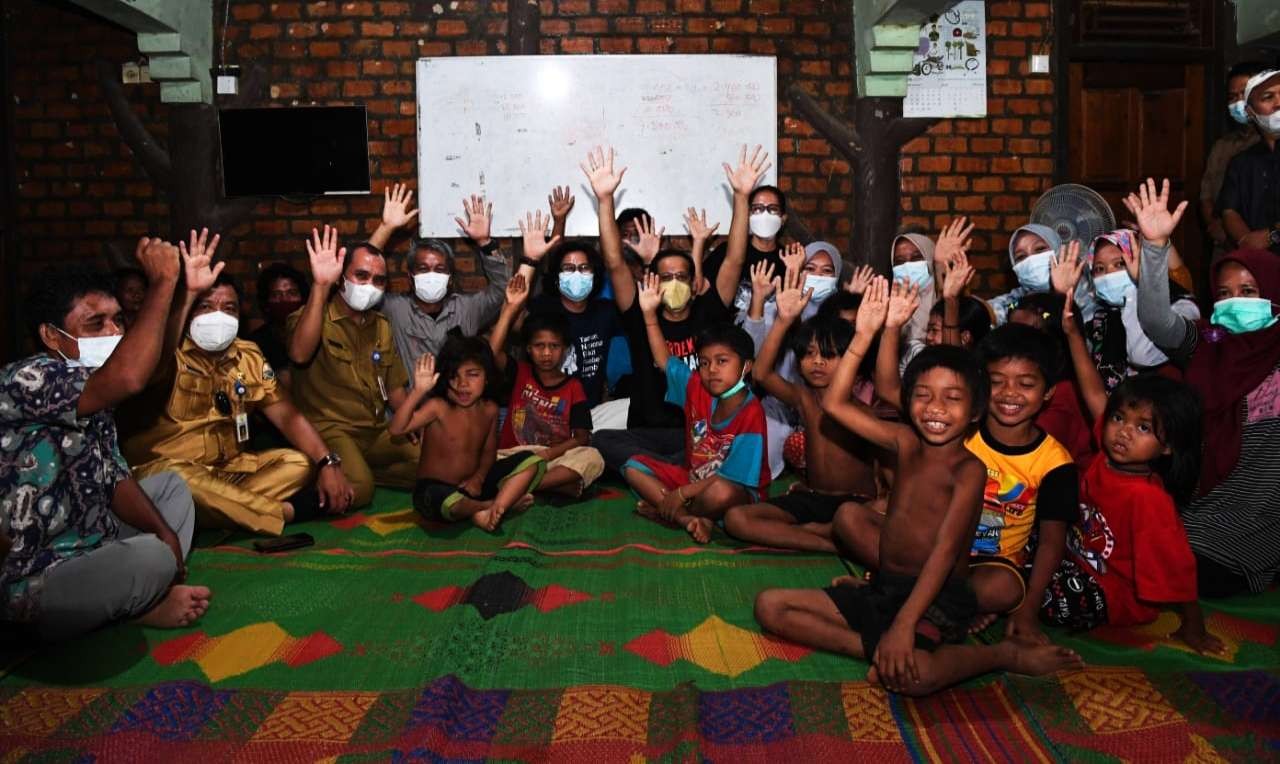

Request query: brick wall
[{"left": 4, "top": 0, "right": 1054, "bottom": 300}]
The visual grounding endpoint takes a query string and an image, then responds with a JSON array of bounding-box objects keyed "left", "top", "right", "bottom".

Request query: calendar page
[{"left": 903, "top": 0, "right": 987, "bottom": 118}]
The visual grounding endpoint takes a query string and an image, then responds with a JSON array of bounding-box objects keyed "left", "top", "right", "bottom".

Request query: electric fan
[{"left": 1030, "top": 183, "right": 1117, "bottom": 246}]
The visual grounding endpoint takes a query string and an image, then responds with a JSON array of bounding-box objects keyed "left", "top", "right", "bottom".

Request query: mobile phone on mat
[{"left": 253, "top": 533, "right": 314, "bottom": 553}]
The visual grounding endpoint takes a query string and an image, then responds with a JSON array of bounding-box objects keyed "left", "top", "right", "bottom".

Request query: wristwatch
[
  {"left": 478, "top": 239, "right": 500, "bottom": 256},
  {"left": 316, "top": 452, "right": 343, "bottom": 470},
  {"left": 518, "top": 255, "right": 540, "bottom": 268}
]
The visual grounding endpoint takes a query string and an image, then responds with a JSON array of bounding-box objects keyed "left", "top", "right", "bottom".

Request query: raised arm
[
  {"left": 370, "top": 183, "right": 419, "bottom": 251},
  {"left": 288, "top": 225, "right": 346, "bottom": 366},
  {"left": 581, "top": 146, "right": 633, "bottom": 310},
  {"left": 388, "top": 355, "right": 441, "bottom": 436},
  {"left": 746, "top": 261, "right": 776, "bottom": 321},
  {"left": 872, "top": 279, "right": 920, "bottom": 409},
  {"left": 940, "top": 250, "right": 975, "bottom": 347},
  {"left": 822, "top": 277, "right": 906, "bottom": 451},
  {"left": 488, "top": 273, "right": 529, "bottom": 371},
  {"left": 684, "top": 206, "right": 720, "bottom": 295},
  {"left": 756, "top": 262, "right": 810, "bottom": 407},
  {"left": 548, "top": 185, "right": 574, "bottom": 241},
  {"left": 717, "top": 144, "right": 771, "bottom": 305},
  {"left": 167, "top": 228, "right": 225, "bottom": 354},
  {"left": 1124, "top": 178, "right": 1197, "bottom": 359},
  {"left": 515, "top": 209, "right": 561, "bottom": 283},
  {"left": 1052, "top": 244, "right": 1107, "bottom": 421},
  {"left": 453, "top": 194, "right": 512, "bottom": 320},
  {"left": 77, "top": 237, "right": 180, "bottom": 415},
  {"left": 636, "top": 272, "right": 668, "bottom": 368}
]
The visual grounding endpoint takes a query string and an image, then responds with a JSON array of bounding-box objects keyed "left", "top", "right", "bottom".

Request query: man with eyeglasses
[
  {"left": 120, "top": 230, "right": 355, "bottom": 536},
  {"left": 286, "top": 225, "right": 417, "bottom": 510},
  {"left": 581, "top": 145, "right": 763, "bottom": 471}
]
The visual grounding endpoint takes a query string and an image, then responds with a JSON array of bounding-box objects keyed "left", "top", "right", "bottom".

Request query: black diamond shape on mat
[{"left": 463, "top": 571, "right": 533, "bottom": 620}]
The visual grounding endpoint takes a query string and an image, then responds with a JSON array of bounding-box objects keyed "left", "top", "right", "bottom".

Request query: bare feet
[
  {"left": 830, "top": 574, "right": 868, "bottom": 588},
  {"left": 968, "top": 613, "right": 998, "bottom": 635},
  {"left": 866, "top": 665, "right": 881, "bottom": 686},
  {"left": 1011, "top": 643, "right": 1084, "bottom": 676},
  {"left": 636, "top": 501, "right": 679, "bottom": 528},
  {"left": 136, "top": 585, "right": 212, "bottom": 629},
  {"left": 509, "top": 494, "right": 535, "bottom": 514},
  {"left": 684, "top": 516, "right": 713, "bottom": 543},
  {"left": 470, "top": 502, "right": 506, "bottom": 532}
]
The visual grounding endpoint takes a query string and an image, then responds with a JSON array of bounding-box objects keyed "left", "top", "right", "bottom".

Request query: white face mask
[
  {"left": 413, "top": 272, "right": 450, "bottom": 304},
  {"left": 1012, "top": 250, "right": 1055, "bottom": 292},
  {"left": 803, "top": 274, "right": 837, "bottom": 303},
  {"left": 342, "top": 279, "right": 384, "bottom": 312},
  {"left": 188, "top": 311, "right": 240, "bottom": 353},
  {"left": 55, "top": 327, "right": 122, "bottom": 370},
  {"left": 749, "top": 212, "right": 784, "bottom": 239},
  {"left": 1253, "top": 109, "right": 1280, "bottom": 137}
]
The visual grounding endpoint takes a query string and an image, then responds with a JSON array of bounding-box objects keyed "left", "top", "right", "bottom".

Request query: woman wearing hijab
[
  {"left": 888, "top": 232, "right": 937, "bottom": 371},
  {"left": 1133, "top": 178, "right": 1280, "bottom": 598},
  {"left": 987, "top": 223, "right": 1066, "bottom": 326}
]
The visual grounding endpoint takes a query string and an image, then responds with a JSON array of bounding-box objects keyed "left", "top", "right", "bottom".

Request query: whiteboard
[{"left": 415, "top": 55, "right": 777, "bottom": 238}]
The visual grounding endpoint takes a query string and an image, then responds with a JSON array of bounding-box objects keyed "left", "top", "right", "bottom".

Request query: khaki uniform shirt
[
  {"left": 121, "top": 338, "right": 282, "bottom": 472},
  {"left": 286, "top": 300, "right": 409, "bottom": 431}
]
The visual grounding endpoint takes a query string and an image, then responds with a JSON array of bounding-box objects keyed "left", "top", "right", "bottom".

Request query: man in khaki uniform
[
  {"left": 122, "top": 232, "right": 353, "bottom": 535},
  {"left": 287, "top": 225, "right": 418, "bottom": 508}
]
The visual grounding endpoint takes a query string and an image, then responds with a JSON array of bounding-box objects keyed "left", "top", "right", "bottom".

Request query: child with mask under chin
[{"left": 738, "top": 241, "right": 843, "bottom": 479}]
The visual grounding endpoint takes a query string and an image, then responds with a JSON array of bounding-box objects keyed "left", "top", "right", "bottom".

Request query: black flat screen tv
[{"left": 219, "top": 106, "right": 371, "bottom": 196}]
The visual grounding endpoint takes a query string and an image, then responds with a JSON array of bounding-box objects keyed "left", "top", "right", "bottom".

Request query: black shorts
[
  {"left": 1041, "top": 558, "right": 1108, "bottom": 631},
  {"left": 769, "top": 489, "right": 871, "bottom": 525},
  {"left": 413, "top": 453, "right": 545, "bottom": 521},
  {"left": 823, "top": 572, "right": 978, "bottom": 659}
]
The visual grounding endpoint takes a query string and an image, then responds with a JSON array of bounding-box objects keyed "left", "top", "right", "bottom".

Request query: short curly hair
[{"left": 24, "top": 268, "right": 117, "bottom": 344}]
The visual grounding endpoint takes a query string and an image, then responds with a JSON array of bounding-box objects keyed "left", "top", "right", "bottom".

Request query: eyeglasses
[
  {"left": 749, "top": 204, "right": 783, "bottom": 215},
  {"left": 560, "top": 263, "right": 594, "bottom": 274},
  {"left": 214, "top": 390, "right": 232, "bottom": 416}
]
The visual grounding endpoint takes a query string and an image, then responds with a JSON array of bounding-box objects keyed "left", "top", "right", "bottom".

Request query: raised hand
[
  {"left": 935, "top": 216, "right": 975, "bottom": 269},
  {"left": 548, "top": 185, "right": 575, "bottom": 221},
  {"left": 683, "top": 206, "right": 720, "bottom": 243},
  {"left": 1119, "top": 233, "right": 1140, "bottom": 283},
  {"left": 1123, "top": 178, "right": 1187, "bottom": 247},
  {"left": 749, "top": 260, "right": 777, "bottom": 302},
  {"left": 382, "top": 183, "right": 419, "bottom": 229},
  {"left": 855, "top": 276, "right": 890, "bottom": 336},
  {"left": 178, "top": 227, "right": 225, "bottom": 294},
  {"left": 1061, "top": 289, "right": 1081, "bottom": 338},
  {"left": 625, "top": 214, "right": 664, "bottom": 265},
  {"left": 505, "top": 272, "right": 529, "bottom": 308},
  {"left": 454, "top": 194, "right": 493, "bottom": 244},
  {"left": 781, "top": 241, "right": 805, "bottom": 274},
  {"left": 722, "top": 143, "right": 772, "bottom": 196},
  {"left": 414, "top": 353, "right": 439, "bottom": 391},
  {"left": 845, "top": 264, "right": 875, "bottom": 295},
  {"left": 135, "top": 236, "right": 181, "bottom": 285},
  {"left": 637, "top": 271, "right": 662, "bottom": 315},
  {"left": 518, "top": 210, "right": 561, "bottom": 263},
  {"left": 1049, "top": 240, "right": 1084, "bottom": 296},
  {"left": 580, "top": 145, "right": 628, "bottom": 200},
  {"left": 884, "top": 280, "right": 921, "bottom": 329},
  {"left": 306, "top": 225, "right": 347, "bottom": 287},
  {"left": 941, "top": 250, "right": 974, "bottom": 300},
  {"left": 775, "top": 260, "right": 813, "bottom": 322}
]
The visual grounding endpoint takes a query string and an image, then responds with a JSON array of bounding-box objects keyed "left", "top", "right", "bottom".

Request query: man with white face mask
[
  {"left": 120, "top": 230, "right": 356, "bottom": 535},
  {"left": 1, "top": 238, "right": 213, "bottom": 641},
  {"left": 1219, "top": 68, "right": 1280, "bottom": 253},
  {"left": 287, "top": 225, "right": 417, "bottom": 509},
  {"left": 1202, "top": 61, "right": 1265, "bottom": 257},
  {"left": 370, "top": 186, "right": 520, "bottom": 380}
]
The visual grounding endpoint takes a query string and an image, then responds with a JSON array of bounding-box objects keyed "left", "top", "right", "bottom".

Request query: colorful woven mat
[{"left": 1, "top": 483, "right": 1277, "bottom": 761}]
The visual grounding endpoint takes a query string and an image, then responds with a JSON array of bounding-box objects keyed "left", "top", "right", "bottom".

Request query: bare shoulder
[{"left": 953, "top": 453, "right": 987, "bottom": 486}]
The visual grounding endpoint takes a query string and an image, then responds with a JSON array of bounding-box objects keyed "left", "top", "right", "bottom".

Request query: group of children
[{"left": 373, "top": 161, "right": 1239, "bottom": 696}]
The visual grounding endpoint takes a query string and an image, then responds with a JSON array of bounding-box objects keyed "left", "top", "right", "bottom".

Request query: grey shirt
[{"left": 382, "top": 247, "right": 511, "bottom": 384}]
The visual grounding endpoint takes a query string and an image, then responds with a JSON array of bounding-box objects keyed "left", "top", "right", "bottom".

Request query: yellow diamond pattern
[
  {"left": 196, "top": 622, "right": 290, "bottom": 683},
  {"left": 365, "top": 508, "right": 423, "bottom": 536}
]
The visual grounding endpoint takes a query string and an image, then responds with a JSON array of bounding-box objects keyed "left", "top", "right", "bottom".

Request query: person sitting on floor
[
  {"left": 489, "top": 270, "right": 605, "bottom": 499},
  {"left": 755, "top": 320, "right": 1082, "bottom": 695},
  {"left": 287, "top": 225, "right": 418, "bottom": 509},
  {"left": 391, "top": 336, "right": 545, "bottom": 532},
  {"left": 246, "top": 261, "right": 309, "bottom": 389},
  {"left": 120, "top": 229, "right": 355, "bottom": 536},
  {"left": 1, "top": 241, "right": 210, "bottom": 641},
  {"left": 623, "top": 275, "right": 770, "bottom": 543},
  {"left": 723, "top": 263, "right": 878, "bottom": 553}
]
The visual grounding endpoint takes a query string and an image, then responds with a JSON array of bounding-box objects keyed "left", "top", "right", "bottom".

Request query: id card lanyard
[
  {"left": 373, "top": 349, "right": 388, "bottom": 403},
  {"left": 232, "top": 375, "right": 250, "bottom": 443}
]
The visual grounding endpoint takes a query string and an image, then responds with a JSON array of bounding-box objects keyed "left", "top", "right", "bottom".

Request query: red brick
[
  {"left": 436, "top": 19, "right": 468, "bottom": 36},
  {"left": 918, "top": 156, "right": 953, "bottom": 174}
]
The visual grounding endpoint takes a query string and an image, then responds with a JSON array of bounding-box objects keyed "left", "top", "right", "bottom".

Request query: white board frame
[{"left": 415, "top": 55, "right": 778, "bottom": 238}]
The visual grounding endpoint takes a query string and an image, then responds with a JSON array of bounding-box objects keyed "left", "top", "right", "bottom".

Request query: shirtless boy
[
  {"left": 390, "top": 335, "right": 545, "bottom": 531},
  {"left": 724, "top": 262, "right": 878, "bottom": 552},
  {"left": 754, "top": 280, "right": 1082, "bottom": 695}
]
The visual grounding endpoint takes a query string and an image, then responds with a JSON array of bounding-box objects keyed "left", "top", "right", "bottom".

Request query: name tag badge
[
  {"left": 377, "top": 375, "right": 389, "bottom": 402},
  {"left": 235, "top": 412, "right": 251, "bottom": 443}
]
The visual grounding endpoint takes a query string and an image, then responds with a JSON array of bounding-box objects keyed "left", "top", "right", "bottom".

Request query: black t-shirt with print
[{"left": 528, "top": 295, "right": 621, "bottom": 408}]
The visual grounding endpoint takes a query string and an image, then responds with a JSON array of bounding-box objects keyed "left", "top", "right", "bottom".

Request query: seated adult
[
  {"left": 702, "top": 181, "right": 789, "bottom": 307},
  {"left": 1133, "top": 178, "right": 1280, "bottom": 596},
  {"left": 287, "top": 226, "right": 417, "bottom": 508},
  {"left": 1, "top": 241, "right": 209, "bottom": 641},
  {"left": 1202, "top": 62, "right": 1265, "bottom": 258},
  {"left": 582, "top": 145, "right": 759, "bottom": 471},
  {"left": 247, "top": 262, "right": 309, "bottom": 388},
  {"left": 1219, "top": 69, "right": 1280, "bottom": 253},
  {"left": 112, "top": 266, "right": 148, "bottom": 329},
  {"left": 120, "top": 232, "right": 355, "bottom": 535},
  {"left": 369, "top": 184, "right": 516, "bottom": 373}
]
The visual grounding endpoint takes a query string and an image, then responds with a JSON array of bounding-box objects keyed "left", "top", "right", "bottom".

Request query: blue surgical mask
[
  {"left": 1228, "top": 100, "right": 1249, "bottom": 125},
  {"left": 1012, "top": 250, "right": 1054, "bottom": 292},
  {"left": 558, "top": 271, "right": 594, "bottom": 302},
  {"left": 892, "top": 260, "right": 932, "bottom": 291},
  {"left": 1092, "top": 270, "right": 1134, "bottom": 307},
  {"left": 1211, "top": 297, "right": 1278, "bottom": 334},
  {"left": 803, "top": 274, "right": 837, "bottom": 304}
]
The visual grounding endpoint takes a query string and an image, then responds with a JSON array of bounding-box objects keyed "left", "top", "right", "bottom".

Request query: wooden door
[{"left": 1068, "top": 62, "right": 1206, "bottom": 284}]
